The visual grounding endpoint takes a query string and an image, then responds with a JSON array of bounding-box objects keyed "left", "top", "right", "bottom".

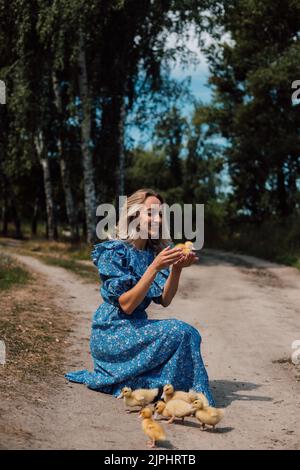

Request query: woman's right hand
[{"left": 151, "top": 246, "right": 184, "bottom": 272}]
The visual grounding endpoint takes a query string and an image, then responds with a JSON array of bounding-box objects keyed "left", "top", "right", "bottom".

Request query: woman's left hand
[{"left": 173, "top": 251, "right": 199, "bottom": 269}]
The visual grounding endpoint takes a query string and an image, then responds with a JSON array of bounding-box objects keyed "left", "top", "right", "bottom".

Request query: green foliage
[
  {"left": 126, "top": 148, "right": 174, "bottom": 193},
  {"left": 204, "top": 0, "right": 300, "bottom": 220}
]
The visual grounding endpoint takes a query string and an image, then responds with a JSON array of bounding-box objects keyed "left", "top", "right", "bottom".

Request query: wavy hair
[{"left": 107, "top": 188, "right": 173, "bottom": 255}]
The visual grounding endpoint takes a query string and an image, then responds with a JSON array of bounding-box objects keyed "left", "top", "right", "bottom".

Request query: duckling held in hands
[
  {"left": 175, "top": 241, "right": 195, "bottom": 255},
  {"left": 117, "top": 387, "right": 159, "bottom": 411},
  {"left": 193, "top": 399, "right": 225, "bottom": 431},
  {"left": 154, "top": 399, "right": 196, "bottom": 425},
  {"left": 139, "top": 407, "right": 166, "bottom": 448}
]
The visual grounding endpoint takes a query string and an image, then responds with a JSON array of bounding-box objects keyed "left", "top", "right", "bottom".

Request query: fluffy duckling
[
  {"left": 139, "top": 407, "right": 166, "bottom": 448},
  {"left": 161, "top": 384, "right": 209, "bottom": 408},
  {"left": 117, "top": 387, "right": 159, "bottom": 410},
  {"left": 175, "top": 241, "right": 195, "bottom": 255},
  {"left": 153, "top": 400, "right": 170, "bottom": 420},
  {"left": 154, "top": 399, "right": 196, "bottom": 424},
  {"left": 188, "top": 390, "right": 210, "bottom": 408},
  {"left": 161, "top": 384, "right": 201, "bottom": 404},
  {"left": 193, "top": 399, "right": 225, "bottom": 431},
  {"left": 162, "top": 384, "right": 191, "bottom": 403}
]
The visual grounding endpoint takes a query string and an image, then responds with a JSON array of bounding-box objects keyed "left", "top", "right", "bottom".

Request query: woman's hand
[
  {"left": 151, "top": 246, "right": 184, "bottom": 272},
  {"left": 173, "top": 250, "right": 199, "bottom": 269}
]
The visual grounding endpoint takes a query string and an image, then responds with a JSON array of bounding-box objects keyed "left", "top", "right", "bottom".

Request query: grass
[
  {"left": 0, "top": 252, "right": 74, "bottom": 395},
  {"left": 0, "top": 284, "right": 73, "bottom": 387},
  {"left": 276, "top": 254, "right": 300, "bottom": 270},
  {"left": 41, "top": 255, "right": 98, "bottom": 282},
  {"left": 0, "top": 237, "right": 99, "bottom": 282},
  {"left": 0, "top": 253, "right": 30, "bottom": 290},
  {"left": 208, "top": 215, "right": 300, "bottom": 271},
  {"left": 18, "top": 239, "right": 92, "bottom": 261},
  {"left": 25, "top": 240, "right": 91, "bottom": 261}
]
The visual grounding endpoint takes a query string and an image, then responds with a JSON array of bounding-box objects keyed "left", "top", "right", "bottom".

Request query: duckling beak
[
  {"left": 153, "top": 412, "right": 159, "bottom": 420},
  {"left": 161, "top": 392, "right": 165, "bottom": 399},
  {"left": 117, "top": 392, "right": 123, "bottom": 399}
]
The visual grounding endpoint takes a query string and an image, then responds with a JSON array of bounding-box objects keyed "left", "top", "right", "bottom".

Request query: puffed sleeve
[{"left": 91, "top": 240, "right": 138, "bottom": 307}]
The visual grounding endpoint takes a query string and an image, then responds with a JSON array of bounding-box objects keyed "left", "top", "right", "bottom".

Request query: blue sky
[
  {"left": 129, "top": 29, "right": 213, "bottom": 146},
  {"left": 168, "top": 29, "right": 212, "bottom": 104}
]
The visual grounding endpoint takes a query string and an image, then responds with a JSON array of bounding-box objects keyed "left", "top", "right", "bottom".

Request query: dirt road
[{"left": 1, "top": 249, "right": 300, "bottom": 449}]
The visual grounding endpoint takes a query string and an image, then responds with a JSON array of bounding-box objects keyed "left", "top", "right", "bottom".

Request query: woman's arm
[
  {"left": 160, "top": 265, "right": 182, "bottom": 307},
  {"left": 160, "top": 251, "right": 199, "bottom": 307},
  {"left": 118, "top": 246, "right": 183, "bottom": 315}
]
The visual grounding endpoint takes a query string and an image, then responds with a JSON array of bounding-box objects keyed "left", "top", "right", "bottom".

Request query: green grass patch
[
  {"left": 22, "top": 239, "right": 92, "bottom": 261},
  {"left": 41, "top": 255, "right": 98, "bottom": 282},
  {"left": 0, "top": 253, "right": 30, "bottom": 290},
  {"left": 206, "top": 213, "right": 300, "bottom": 271}
]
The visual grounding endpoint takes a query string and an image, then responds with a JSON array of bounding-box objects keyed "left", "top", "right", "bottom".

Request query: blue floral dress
[{"left": 65, "top": 239, "right": 215, "bottom": 406}]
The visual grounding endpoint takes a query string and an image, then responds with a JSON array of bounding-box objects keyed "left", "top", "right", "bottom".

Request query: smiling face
[{"left": 138, "top": 196, "right": 163, "bottom": 241}]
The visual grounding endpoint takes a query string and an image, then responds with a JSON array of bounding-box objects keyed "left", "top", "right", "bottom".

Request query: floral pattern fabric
[{"left": 65, "top": 239, "right": 215, "bottom": 406}]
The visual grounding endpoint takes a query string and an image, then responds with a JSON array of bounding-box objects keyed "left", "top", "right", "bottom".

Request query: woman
[{"left": 65, "top": 188, "right": 215, "bottom": 406}]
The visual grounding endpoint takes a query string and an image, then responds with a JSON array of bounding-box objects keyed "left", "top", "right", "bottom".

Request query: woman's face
[{"left": 139, "top": 196, "right": 162, "bottom": 240}]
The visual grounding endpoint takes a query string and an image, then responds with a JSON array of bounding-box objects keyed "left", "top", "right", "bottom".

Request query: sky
[
  {"left": 167, "top": 29, "right": 212, "bottom": 104},
  {"left": 128, "top": 27, "right": 232, "bottom": 195},
  {"left": 129, "top": 27, "right": 213, "bottom": 146}
]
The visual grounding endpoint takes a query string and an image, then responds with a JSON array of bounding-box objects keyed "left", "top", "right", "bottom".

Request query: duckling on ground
[
  {"left": 193, "top": 399, "right": 225, "bottom": 431},
  {"left": 117, "top": 387, "right": 159, "bottom": 412},
  {"left": 188, "top": 390, "right": 210, "bottom": 408},
  {"left": 161, "top": 384, "right": 192, "bottom": 403},
  {"left": 154, "top": 399, "right": 196, "bottom": 425},
  {"left": 162, "top": 384, "right": 209, "bottom": 406},
  {"left": 139, "top": 407, "right": 166, "bottom": 448}
]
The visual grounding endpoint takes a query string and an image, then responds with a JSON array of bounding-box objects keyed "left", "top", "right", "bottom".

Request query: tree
[{"left": 205, "top": 0, "right": 300, "bottom": 220}]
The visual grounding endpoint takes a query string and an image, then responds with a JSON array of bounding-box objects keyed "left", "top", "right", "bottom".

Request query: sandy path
[{"left": 3, "top": 249, "right": 300, "bottom": 450}]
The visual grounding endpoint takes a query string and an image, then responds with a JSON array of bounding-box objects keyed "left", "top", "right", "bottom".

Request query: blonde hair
[{"left": 107, "top": 188, "right": 173, "bottom": 255}]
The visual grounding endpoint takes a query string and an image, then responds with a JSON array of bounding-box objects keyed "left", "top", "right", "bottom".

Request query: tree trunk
[
  {"left": 114, "top": 93, "right": 126, "bottom": 213},
  {"left": 118, "top": 94, "right": 126, "bottom": 196},
  {"left": 277, "top": 164, "right": 288, "bottom": 217},
  {"left": 31, "top": 195, "right": 39, "bottom": 236},
  {"left": 10, "top": 197, "right": 22, "bottom": 239},
  {"left": 0, "top": 169, "right": 23, "bottom": 238},
  {"left": 78, "top": 31, "right": 97, "bottom": 244},
  {"left": 52, "top": 73, "right": 79, "bottom": 242},
  {"left": 35, "top": 133, "right": 58, "bottom": 240},
  {"left": 1, "top": 187, "right": 8, "bottom": 236}
]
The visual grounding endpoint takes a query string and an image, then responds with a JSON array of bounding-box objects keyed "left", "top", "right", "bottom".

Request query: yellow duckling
[
  {"left": 139, "top": 407, "right": 166, "bottom": 448},
  {"left": 175, "top": 241, "right": 195, "bottom": 255},
  {"left": 154, "top": 399, "right": 196, "bottom": 424},
  {"left": 117, "top": 387, "right": 159, "bottom": 410},
  {"left": 188, "top": 389, "right": 210, "bottom": 408},
  {"left": 193, "top": 399, "right": 225, "bottom": 431},
  {"left": 153, "top": 400, "right": 170, "bottom": 420},
  {"left": 162, "top": 384, "right": 196, "bottom": 404}
]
